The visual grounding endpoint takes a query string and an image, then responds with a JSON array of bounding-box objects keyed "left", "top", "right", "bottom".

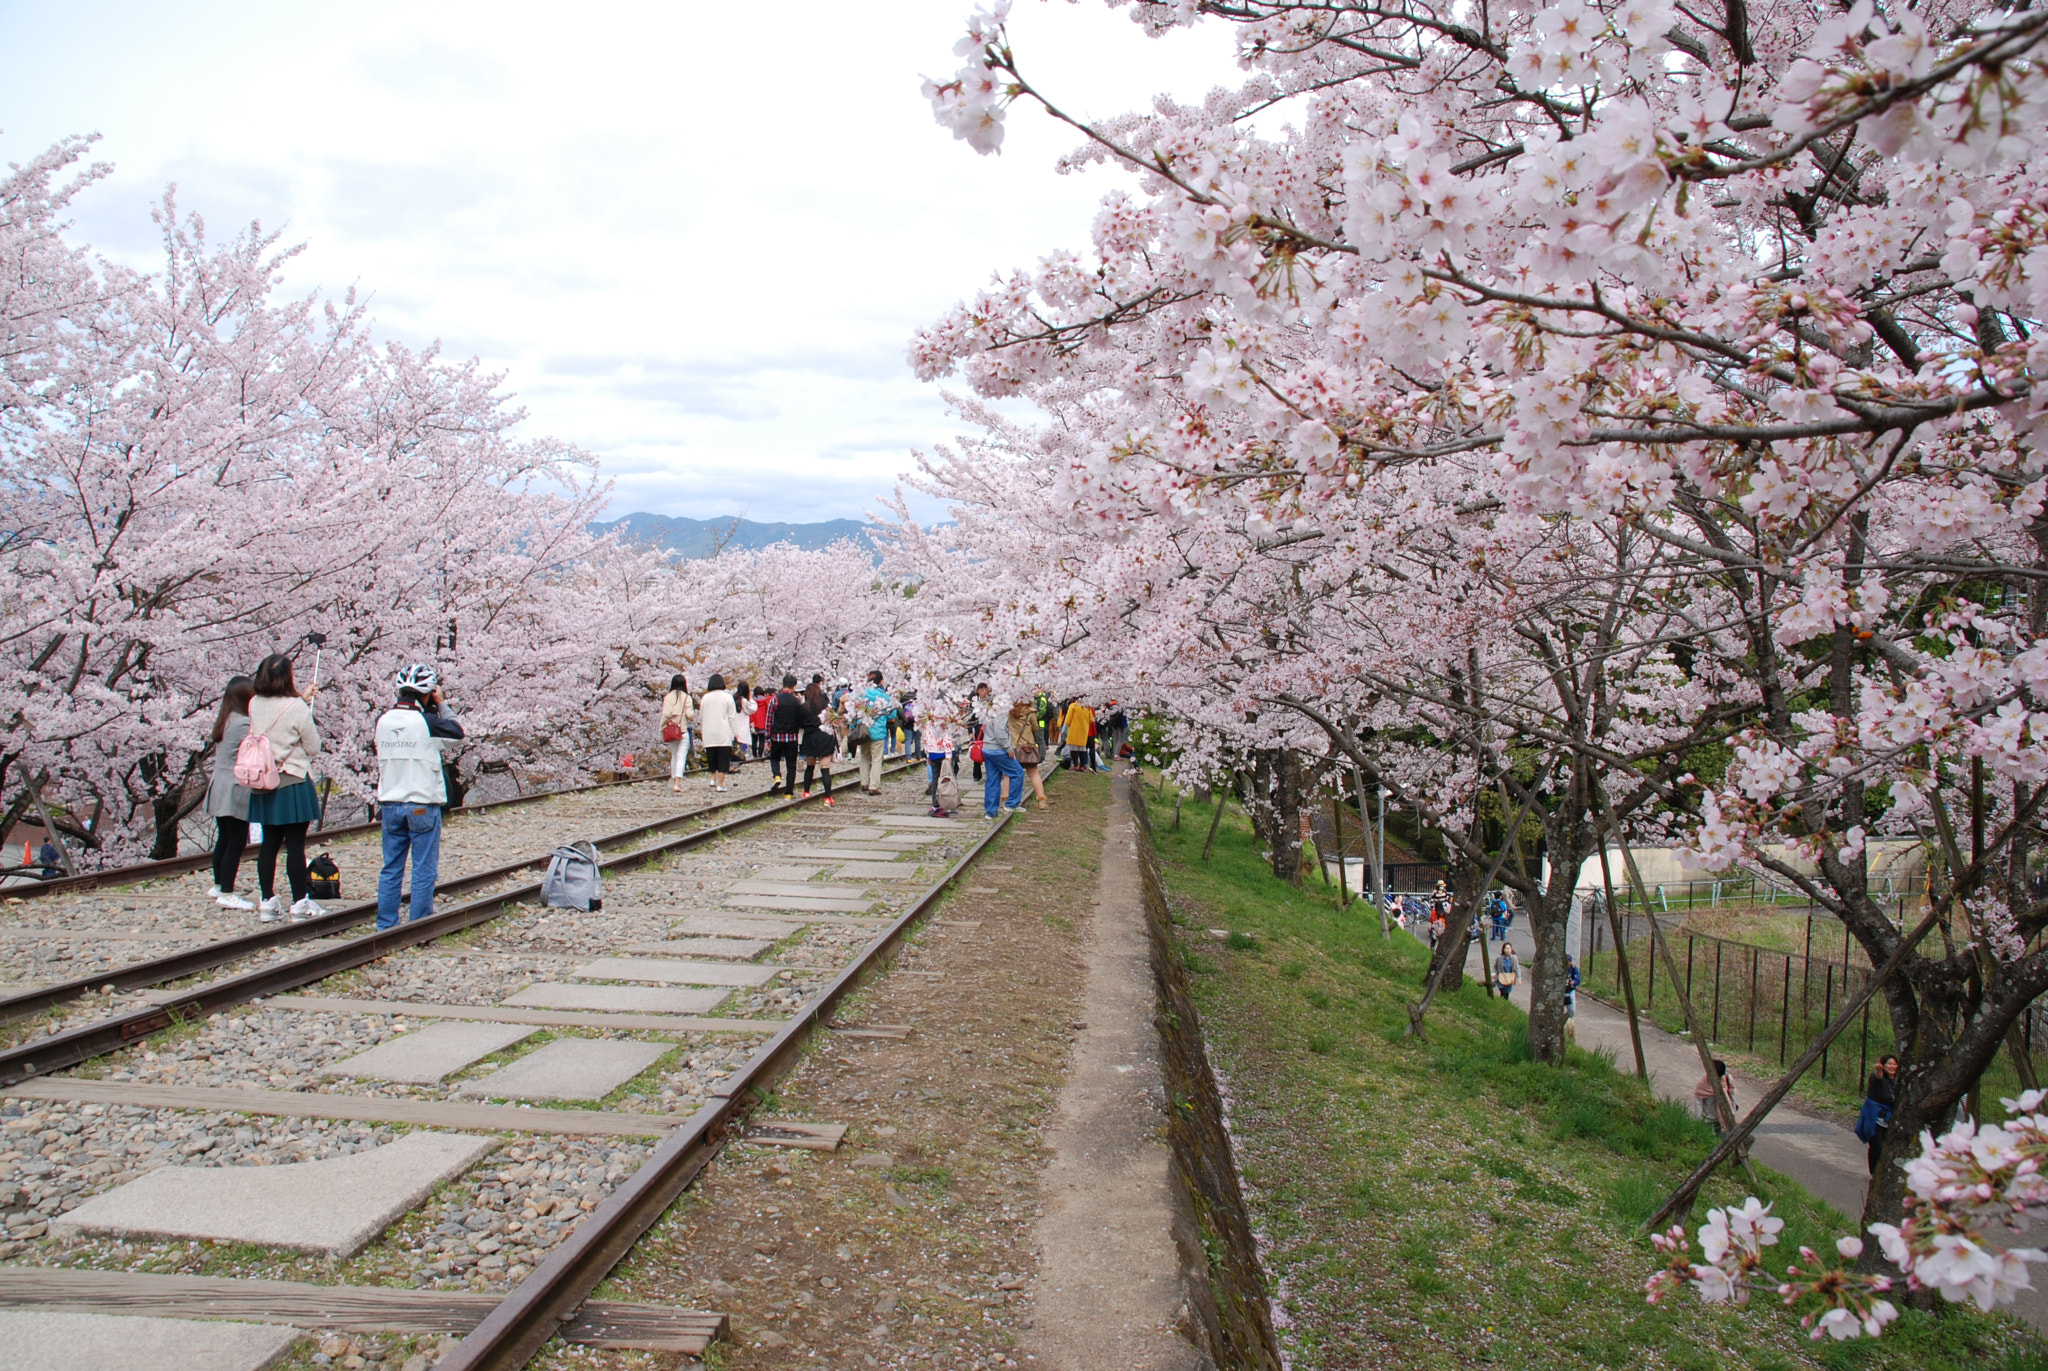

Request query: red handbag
[
  {"left": 969, "top": 738, "right": 984, "bottom": 764},
  {"left": 662, "top": 722, "right": 682, "bottom": 743}
]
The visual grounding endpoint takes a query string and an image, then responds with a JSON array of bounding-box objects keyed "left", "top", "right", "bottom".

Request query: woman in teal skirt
[{"left": 246, "top": 652, "right": 324, "bottom": 922}]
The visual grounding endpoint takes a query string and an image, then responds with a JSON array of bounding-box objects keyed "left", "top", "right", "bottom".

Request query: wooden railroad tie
[
  {"left": 0, "top": 1268, "right": 726, "bottom": 1352},
  {"left": 740, "top": 1121, "right": 847, "bottom": 1151},
  {"left": 826, "top": 1022, "right": 913, "bottom": 1040}
]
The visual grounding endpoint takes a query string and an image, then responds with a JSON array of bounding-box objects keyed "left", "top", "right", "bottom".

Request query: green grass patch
[{"left": 1148, "top": 788, "right": 2044, "bottom": 1370}]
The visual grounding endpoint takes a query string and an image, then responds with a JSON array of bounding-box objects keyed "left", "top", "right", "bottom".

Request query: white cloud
[{"left": 0, "top": 0, "right": 1238, "bottom": 523}]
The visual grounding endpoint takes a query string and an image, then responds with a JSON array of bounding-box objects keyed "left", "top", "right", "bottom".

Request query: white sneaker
[
  {"left": 258, "top": 896, "right": 284, "bottom": 922},
  {"left": 289, "top": 897, "right": 325, "bottom": 921},
  {"left": 215, "top": 891, "right": 254, "bottom": 911}
]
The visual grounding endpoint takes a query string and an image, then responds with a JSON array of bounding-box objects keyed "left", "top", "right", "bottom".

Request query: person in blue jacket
[{"left": 1858, "top": 1055, "right": 1898, "bottom": 1174}]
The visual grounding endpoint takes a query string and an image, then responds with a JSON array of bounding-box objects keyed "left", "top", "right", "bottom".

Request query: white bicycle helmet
[{"left": 394, "top": 663, "right": 440, "bottom": 695}]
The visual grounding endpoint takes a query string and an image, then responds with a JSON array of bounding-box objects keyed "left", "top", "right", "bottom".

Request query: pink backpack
[{"left": 234, "top": 728, "right": 282, "bottom": 790}]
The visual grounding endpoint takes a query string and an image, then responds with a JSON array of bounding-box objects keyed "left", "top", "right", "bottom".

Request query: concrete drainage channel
[
  {"left": 1127, "top": 782, "right": 1284, "bottom": 1371},
  {"left": 0, "top": 760, "right": 1042, "bottom": 1371}
]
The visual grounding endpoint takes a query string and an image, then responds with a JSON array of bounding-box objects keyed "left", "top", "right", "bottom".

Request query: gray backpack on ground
[{"left": 542, "top": 841, "right": 603, "bottom": 911}]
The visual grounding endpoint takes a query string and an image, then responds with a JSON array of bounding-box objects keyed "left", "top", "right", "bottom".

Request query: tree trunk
[
  {"left": 150, "top": 791, "right": 183, "bottom": 860},
  {"left": 1269, "top": 749, "right": 1302, "bottom": 883},
  {"left": 1525, "top": 878, "right": 1575, "bottom": 1061},
  {"left": 1429, "top": 917, "right": 1471, "bottom": 994}
]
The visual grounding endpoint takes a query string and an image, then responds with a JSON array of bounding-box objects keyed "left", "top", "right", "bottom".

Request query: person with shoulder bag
[
  {"left": 206, "top": 674, "right": 257, "bottom": 910},
  {"left": 659, "top": 675, "right": 694, "bottom": 792},
  {"left": 1494, "top": 941, "right": 1520, "bottom": 1002},
  {"left": 973, "top": 684, "right": 1024, "bottom": 818},
  {"left": 375, "top": 664, "right": 465, "bottom": 929},
  {"left": 853, "top": 671, "right": 899, "bottom": 794},
  {"left": 799, "top": 681, "right": 840, "bottom": 806},
  {"left": 1008, "top": 700, "right": 1049, "bottom": 811},
  {"left": 242, "top": 652, "right": 324, "bottom": 922}
]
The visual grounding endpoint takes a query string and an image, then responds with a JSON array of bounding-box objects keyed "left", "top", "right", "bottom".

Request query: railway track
[
  {"left": 0, "top": 754, "right": 1043, "bottom": 1370},
  {"left": 1, "top": 771, "right": 651, "bottom": 902},
  {"left": 0, "top": 770, "right": 805, "bottom": 1040}
]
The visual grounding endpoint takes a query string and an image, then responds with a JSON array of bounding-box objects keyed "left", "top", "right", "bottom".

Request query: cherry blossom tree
[{"left": 905, "top": 0, "right": 2048, "bottom": 1305}]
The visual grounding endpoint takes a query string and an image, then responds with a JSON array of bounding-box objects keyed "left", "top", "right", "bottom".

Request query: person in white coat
[
  {"left": 697, "top": 673, "right": 741, "bottom": 792},
  {"left": 376, "top": 664, "right": 464, "bottom": 929}
]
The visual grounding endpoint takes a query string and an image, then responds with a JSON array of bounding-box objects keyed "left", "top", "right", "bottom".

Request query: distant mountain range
[{"left": 590, "top": 513, "right": 875, "bottom": 560}]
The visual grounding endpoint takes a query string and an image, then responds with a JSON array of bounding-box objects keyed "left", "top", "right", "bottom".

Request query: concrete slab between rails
[
  {"left": 724, "top": 894, "right": 876, "bottom": 914},
  {"left": 748, "top": 865, "right": 827, "bottom": 882},
  {"left": 501, "top": 983, "right": 730, "bottom": 1015},
  {"left": 323, "top": 1020, "right": 538, "bottom": 1085},
  {"left": 0, "top": 1307, "right": 299, "bottom": 1371},
  {"left": 726, "top": 880, "right": 869, "bottom": 899},
  {"left": 619, "top": 937, "right": 772, "bottom": 960},
  {"left": 785, "top": 846, "right": 905, "bottom": 863},
  {"left": 831, "top": 862, "right": 921, "bottom": 882},
  {"left": 4, "top": 1078, "right": 692, "bottom": 1137},
  {"left": 459, "top": 1037, "right": 670, "bottom": 1102},
  {"left": 571, "top": 957, "right": 783, "bottom": 988},
  {"left": 0, "top": 1268, "right": 727, "bottom": 1350},
  {"left": 58, "top": 1131, "right": 496, "bottom": 1256},
  {"left": 264, "top": 994, "right": 777, "bottom": 1034},
  {"left": 672, "top": 912, "right": 893, "bottom": 935},
  {"left": 1025, "top": 778, "right": 1207, "bottom": 1371}
]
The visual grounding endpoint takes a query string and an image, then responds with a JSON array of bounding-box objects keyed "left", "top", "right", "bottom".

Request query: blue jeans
[
  {"left": 982, "top": 747, "right": 1024, "bottom": 815},
  {"left": 378, "top": 803, "right": 443, "bottom": 930}
]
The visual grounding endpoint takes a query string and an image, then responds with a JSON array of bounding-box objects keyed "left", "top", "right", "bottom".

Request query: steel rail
[
  {"left": 0, "top": 762, "right": 918, "bottom": 1088},
  {"left": 440, "top": 763, "right": 1064, "bottom": 1371},
  {"left": 3, "top": 774, "right": 648, "bottom": 900},
  {"left": 0, "top": 775, "right": 831, "bottom": 1026}
]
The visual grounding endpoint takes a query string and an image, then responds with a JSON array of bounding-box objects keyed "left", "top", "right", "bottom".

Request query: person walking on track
[
  {"left": 375, "top": 664, "right": 464, "bottom": 930},
  {"left": 974, "top": 685, "right": 1025, "bottom": 818},
  {"left": 800, "top": 680, "right": 841, "bottom": 807},
  {"left": 206, "top": 674, "right": 256, "bottom": 910},
  {"left": 660, "top": 674, "right": 695, "bottom": 792},
  {"left": 245, "top": 652, "right": 324, "bottom": 923},
  {"left": 922, "top": 700, "right": 956, "bottom": 814},
  {"left": 1061, "top": 698, "right": 1096, "bottom": 771},
  {"left": 1008, "top": 700, "right": 1049, "bottom": 811},
  {"left": 853, "top": 671, "right": 898, "bottom": 794},
  {"left": 698, "top": 674, "right": 741, "bottom": 792},
  {"left": 748, "top": 682, "right": 772, "bottom": 759},
  {"left": 767, "top": 674, "right": 805, "bottom": 795},
  {"left": 732, "top": 681, "right": 754, "bottom": 770}
]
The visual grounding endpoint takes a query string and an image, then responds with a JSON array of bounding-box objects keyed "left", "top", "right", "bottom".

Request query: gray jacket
[{"left": 206, "top": 714, "right": 251, "bottom": 822}]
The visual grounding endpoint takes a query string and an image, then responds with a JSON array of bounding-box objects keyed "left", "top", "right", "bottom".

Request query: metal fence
[
  {"left": 1580, "top": 901, "right": 1895, "bottom": 1092},
  {"left": 1607, "top": 873, "right": 1927, "bottom": 918}
]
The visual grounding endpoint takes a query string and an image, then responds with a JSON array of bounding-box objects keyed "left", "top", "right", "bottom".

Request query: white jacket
[
  {"left": 698, "top": 689, "right": 740, "bottom": 748},
  {"left": 376, "top": 708, "right": 447, "bottom": 804}
]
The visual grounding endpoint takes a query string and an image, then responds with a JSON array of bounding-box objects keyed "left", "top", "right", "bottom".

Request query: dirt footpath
[{"left": 587, "top": 772, "right": 1199, "bottom": 1370}]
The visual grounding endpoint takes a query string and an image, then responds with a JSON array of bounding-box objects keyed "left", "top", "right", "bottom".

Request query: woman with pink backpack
[{"left": 239, "top": 652, "right": 324, "bottom": 922}]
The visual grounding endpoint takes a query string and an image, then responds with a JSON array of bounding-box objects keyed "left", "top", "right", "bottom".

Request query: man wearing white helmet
[{"left": 375, "top": 664, "right": 464, "bottom": 930}]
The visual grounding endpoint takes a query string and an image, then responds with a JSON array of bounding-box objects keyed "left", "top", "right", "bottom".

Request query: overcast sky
[{"left": 0, "top": 1, "right": 1238, "bottom": 524}]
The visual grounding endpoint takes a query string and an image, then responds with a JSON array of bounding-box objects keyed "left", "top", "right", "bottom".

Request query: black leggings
[
  {"left": 802, "top": 763, "right": 833, "bottom": 797},
  {"left": 212, "top": 817, "right": 249, "bottom": 892},
  {"left": 769, "top": 740, "right": 800, "bottom": 793},
  {"left": 259, "top": 821, "right": 311, "bottom": 901}
]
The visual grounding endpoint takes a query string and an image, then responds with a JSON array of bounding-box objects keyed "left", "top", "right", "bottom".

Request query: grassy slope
[{"left": 1148, "top": 787, "right": 2043, "bottom": 1371}]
